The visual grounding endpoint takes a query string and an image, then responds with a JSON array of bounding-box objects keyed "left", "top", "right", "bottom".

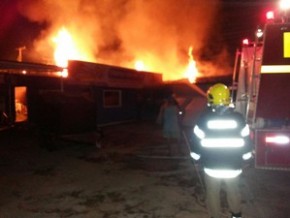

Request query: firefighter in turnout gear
[{"left": 190, "top": 83, "right": 253, "bottom": 218}]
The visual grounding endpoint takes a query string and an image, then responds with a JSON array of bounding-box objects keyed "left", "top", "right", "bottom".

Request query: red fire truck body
[{"left": 235, "top": 21, "right": 290, "bottom": 170}]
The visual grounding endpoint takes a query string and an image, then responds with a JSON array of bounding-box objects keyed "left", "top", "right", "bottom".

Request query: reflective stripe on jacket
[{"left": 192, "top": 106, "right": 253, "bottom": 178}]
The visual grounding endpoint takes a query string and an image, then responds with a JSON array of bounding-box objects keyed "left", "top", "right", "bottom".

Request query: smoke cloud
[{"left": 17, "top": 0, "right": 231, "bottom": 80}]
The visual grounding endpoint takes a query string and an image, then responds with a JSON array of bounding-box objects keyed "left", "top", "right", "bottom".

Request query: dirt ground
[{"left": 0, "top": 121, "right": 290, "bottom": 218}]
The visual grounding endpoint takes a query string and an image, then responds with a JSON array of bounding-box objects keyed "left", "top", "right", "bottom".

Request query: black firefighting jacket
[{"left": 191, "top": 106, "right": 253, "bottom": 172}]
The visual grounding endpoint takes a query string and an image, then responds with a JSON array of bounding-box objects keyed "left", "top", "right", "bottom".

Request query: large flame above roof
[
  {"left": 52, "top": 27, "right": 200, "bottom": 82},
  {"left": 52, "top": 27, "right": 95, "bottom": 68},
  {"left": 18, "top": 0, "right": 232, "bottom": 82}
]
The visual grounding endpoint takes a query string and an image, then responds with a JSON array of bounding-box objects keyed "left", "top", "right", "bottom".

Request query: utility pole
[{"left": 16, "top": 46, "right": 26, "bottom": 62}]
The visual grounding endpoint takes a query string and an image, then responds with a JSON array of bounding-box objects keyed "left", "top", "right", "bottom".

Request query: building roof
[{"left": 0, "top": 60, "right": 64, "bottom": 77}]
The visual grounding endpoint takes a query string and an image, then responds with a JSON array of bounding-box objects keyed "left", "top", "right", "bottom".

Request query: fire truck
[{"left": 234, "top": 6, "right": 290, "bottom": 170}]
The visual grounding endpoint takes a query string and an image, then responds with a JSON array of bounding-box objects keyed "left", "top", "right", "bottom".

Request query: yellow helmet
[{"left": 207, "top": 83, "right": 230, "bottom": 106}]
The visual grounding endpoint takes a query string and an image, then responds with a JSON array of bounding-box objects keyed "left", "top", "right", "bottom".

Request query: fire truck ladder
[{"left": 233, "top": 40, "right": 263, "bottom": 128}]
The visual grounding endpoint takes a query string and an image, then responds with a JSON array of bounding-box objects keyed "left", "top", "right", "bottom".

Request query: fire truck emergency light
[
  {"left": 242, "top": 38, "right": 249, "bottom": 45},
  {"left": 266, "top": 11, "right": 275, "bottom": 20},
  {"left": 279, "top": 0, "right": 290, "bottom": 10},
  {"left": 256, "top": 29, "right": 263, "bottom": 38}
]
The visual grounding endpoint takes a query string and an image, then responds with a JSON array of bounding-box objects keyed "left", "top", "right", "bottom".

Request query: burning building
[
  {"left": 0, "top": 59, "right": 163, "bottom": 130},
  {"left": 0, "top": 0, "right": 235, "bottom": 148}
]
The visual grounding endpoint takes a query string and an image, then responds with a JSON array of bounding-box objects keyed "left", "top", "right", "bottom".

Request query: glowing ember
[
  {"left": 56, "top": 69, "right": 68, "bottom": 78},
  {"left": 185, "top": 46, "right": 199, "bottom": 83}
]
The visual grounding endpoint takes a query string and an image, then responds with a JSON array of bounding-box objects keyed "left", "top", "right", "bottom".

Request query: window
[{"left": 103, "top": 90, "right": 121, "bottom": 108}]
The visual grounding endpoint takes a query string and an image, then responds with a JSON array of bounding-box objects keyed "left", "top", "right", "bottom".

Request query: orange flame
[
  {"left": 51, "top": 28, "right": 200, "bottom": 81},
  {"left": 52, "top": 27, "right": 93, "bottom": 69},
  {"left": 185, "top": 46, "right": 198, "bottom": 83},
  {"left": 134, "top": 60, "right": 146, "bottom": 71}
]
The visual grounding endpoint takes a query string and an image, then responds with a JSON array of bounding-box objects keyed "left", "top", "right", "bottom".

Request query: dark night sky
[
  {"left": 0, "top": 0, "right": 278, "bottom": 65},
  {"left": 0, "top": 0, "right": 44, "bottom": 60},
  {"left": 219, "top": 0, "right": 277, "bottom": 55}
]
